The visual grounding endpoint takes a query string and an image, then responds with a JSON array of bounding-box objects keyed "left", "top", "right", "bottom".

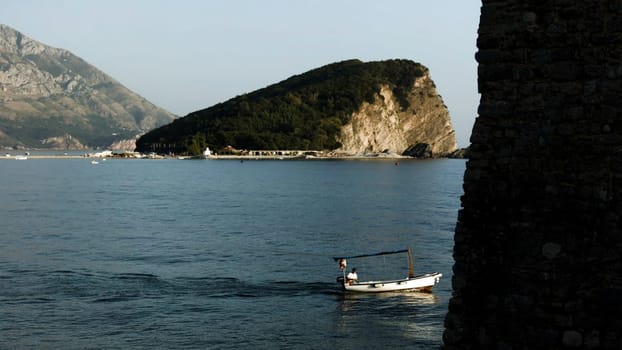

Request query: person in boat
[{"left": 346, "top": 268, "right": 358, "bottom": 284}]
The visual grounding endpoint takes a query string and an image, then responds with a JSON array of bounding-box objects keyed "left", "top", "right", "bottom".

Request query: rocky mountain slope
[
  {"left": 136, "top": 59, "right": 457, "bottom": 157},
  {"left": 0, "top": 24, "right": 176, "bottom": 149}
]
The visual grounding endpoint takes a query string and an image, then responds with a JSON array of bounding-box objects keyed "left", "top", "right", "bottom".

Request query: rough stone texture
[
  {"left": 336, "top": 73, "right": 457, "bottom": 157},
  {"left": 109, "top": 138, "right": 137, "bottom": 152},
  {"left": 444, "top": 1, "right": 622, "bottom": 349},
  {"left": 0, "top": 24, "right": 175, "bottom": 148},
  {"left": 403, "top": 143, "right": 433, "bottom": 158},
  {"left": 40, "top": 134, "right": 87, "bottom": 150}
]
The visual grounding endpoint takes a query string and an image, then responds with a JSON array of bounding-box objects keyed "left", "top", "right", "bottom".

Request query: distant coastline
[
  {"left": 1, "top": 150, "right": 466, "bottom": 160},
  {"left": 1, "top": 153, "right": 407, "bottom": 160},
  {"left": 0, "top": 149, "right": 466, "bottom": 160}
]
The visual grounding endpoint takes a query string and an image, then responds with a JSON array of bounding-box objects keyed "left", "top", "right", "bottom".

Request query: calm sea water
[{"left": 0, "top": 157, "right": 465, "bottom": 349}]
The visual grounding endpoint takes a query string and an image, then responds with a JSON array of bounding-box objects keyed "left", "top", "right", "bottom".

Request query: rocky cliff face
[
  {"left": 0, "top": 24, "right": 176, "bottom": 149},
  {"left": 337, "top": 71, "right": 456, "bottom": 156}
]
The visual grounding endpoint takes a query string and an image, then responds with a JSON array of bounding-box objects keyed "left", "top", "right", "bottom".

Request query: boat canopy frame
[{"left": 333, "top": 247, "right": 415, "bottom": 279}]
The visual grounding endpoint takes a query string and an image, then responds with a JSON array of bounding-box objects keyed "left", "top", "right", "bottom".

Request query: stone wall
[{"left": 444, "top": 1, "right": 622, "bottom": 348}]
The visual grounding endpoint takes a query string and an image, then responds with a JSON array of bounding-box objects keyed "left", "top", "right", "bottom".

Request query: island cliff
[
  {"left": 136, "top": 59, "right": 457, "bottom": 157},
  {"left": 338, "top": 77, "right": 455, "bottom": 156}
]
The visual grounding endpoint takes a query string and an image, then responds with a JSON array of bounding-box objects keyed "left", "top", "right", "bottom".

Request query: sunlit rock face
[{"left": 337, "top": 71, "right": 456, "bottom": 157}]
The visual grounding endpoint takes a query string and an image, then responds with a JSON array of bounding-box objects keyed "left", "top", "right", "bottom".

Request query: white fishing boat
[
  {"left": 90, "top": 159, "right": 99, "bottom": 165},
  {"left": 14, "top": 155, "right": 28, "bottom": 160},
  {"left": 334, "top": 247, "right": 442, "bottom": 293}
]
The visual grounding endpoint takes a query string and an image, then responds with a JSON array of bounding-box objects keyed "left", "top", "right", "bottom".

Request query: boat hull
[{"left": 342, "top": 273, "right": 442, "bottom": 293}]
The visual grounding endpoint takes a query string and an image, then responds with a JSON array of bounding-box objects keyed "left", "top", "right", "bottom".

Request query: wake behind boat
[{"left": 334, "top": 247, "right": 441, "bottom": 293}]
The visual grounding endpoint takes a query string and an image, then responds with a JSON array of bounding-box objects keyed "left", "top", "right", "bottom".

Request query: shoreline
[
  {"left": 2, "top": 149, "right": 465, "bottom": 160},
  {"left": 0, "top": 154, "right": 463, "bottom": 160},
  {"left": 0, "top": 154, "right": 408, "bottom": 160}
]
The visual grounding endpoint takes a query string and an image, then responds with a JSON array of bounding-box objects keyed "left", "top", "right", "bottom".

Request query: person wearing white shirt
[{"left": 346, "top": 268, "right": 358, "bottom": 284}]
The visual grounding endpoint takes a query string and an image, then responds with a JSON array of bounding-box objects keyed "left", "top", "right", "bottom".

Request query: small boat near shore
[{"left": 334, "top": 247, "right": 442, "bottom": 293}]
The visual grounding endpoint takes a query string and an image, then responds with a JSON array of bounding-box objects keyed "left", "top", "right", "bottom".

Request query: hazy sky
[{"left": 3, "top": 0, "right": 480, "bottom": 147}]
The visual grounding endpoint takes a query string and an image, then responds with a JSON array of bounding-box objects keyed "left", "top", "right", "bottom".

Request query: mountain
[
  {"left": 0, "top": 24, "right": 176, "bottom": 150},
  {"left": 136, "top": 59, "right": 457, "bottom": 157}
]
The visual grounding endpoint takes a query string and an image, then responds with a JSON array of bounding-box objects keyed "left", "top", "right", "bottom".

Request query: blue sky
[{"left": 3, "top": 0, "right": 480, "bottom": 147}]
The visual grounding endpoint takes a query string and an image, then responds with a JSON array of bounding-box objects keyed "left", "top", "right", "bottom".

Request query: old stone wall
[{"left": 444, "top": 1, "right": 622, "bottom": 348}]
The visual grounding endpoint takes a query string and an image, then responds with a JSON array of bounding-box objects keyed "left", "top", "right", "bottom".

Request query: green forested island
[{"left": 135, "top": 59, "right": 428, "bottom": 155}]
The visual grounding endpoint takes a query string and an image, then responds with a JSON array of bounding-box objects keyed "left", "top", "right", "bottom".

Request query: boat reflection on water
[
  {"left": 333, "top": 290, "right": 443, "bottom": 347},
  {"left": 337, "top": 289, "right": 440, "bottom": 312}
]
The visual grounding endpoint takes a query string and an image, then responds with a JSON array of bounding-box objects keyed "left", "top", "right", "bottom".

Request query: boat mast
[{"left": 407, "top": 246, "right": 414, "bottom": 278}]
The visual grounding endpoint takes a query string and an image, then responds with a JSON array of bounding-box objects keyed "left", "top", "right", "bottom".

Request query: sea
[{"left": 0, "top": 156, "right": 465, "bottom": 349}]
